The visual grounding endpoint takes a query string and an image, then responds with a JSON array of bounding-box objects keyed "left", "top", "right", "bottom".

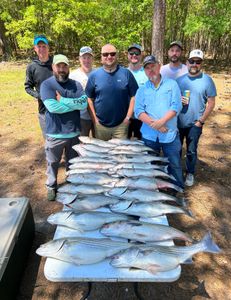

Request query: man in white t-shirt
[
  {"left": 70, "top": 46, "right": 94, "bottom": 136},
  {"left": 160, "top": 41, "right": 188, "bottom": 80}
]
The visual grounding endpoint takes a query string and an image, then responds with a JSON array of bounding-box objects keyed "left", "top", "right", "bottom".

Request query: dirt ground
[{"left": 0, "top": 66, "right": 231, "bottom": 300}]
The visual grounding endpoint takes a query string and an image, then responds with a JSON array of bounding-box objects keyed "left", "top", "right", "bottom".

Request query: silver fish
[
  {"left": 78, "top": 136, "right": 115, "bottom": 148},
  {"left": 110, "top": 163, "right": 168, "bottom": 172},
  {"left": 47, "top": 210, "right": 133, "bottom": 231},
  {"left": 106, "top": 187, "right": 184, "bottom": 205},
  {"left": 109, "top": 150, "right": 148, "bottom": 155},
  {"left": 67, "top": 169, "right": 108, "bottom": 175},
  {"left": 66, "top": 174, "right": 119, "bottom": 187},
  {"left": 58, "top": 184, "right": 111, "bottom": 195},
  {"left": 113, "top": 168, "right": 174, "bottom": 180},
  {"left": 110, "top": 232, "right": 220, "bottom": 274},
  {"left": 69, "top": 157, "right": 112, "bottom": 164},
  {"left": 114, "top": 144, "right": 153, "bottom": 153},
  {"left": 56, "top": 192, "right": 78, "bottom": 204},
  {"left": 72, "top": 145, "right": 109, "bottom": 158},
  {"left": 81, "top": 144, "right": 110, "bottom": 153},
  {"left": 109, "top": 138, "right": 144, "bottom": 146},
  {"left": 100, "top": 220, "right": 193, "bottom": 243},
  {"left": 69, "top": 162, "right": 115, "bottom": 170},
  {"left": 36, "top": 237, "right": 133, "bottom": 265},
  {"left": 112, "top": 154, "right": 169, "bottom": 163},
  {"left": 109, "top": 200, "right": 192, "bottom": 218},
  {"left": 66, "top": 195, "right": 120, "bottom": 211}
]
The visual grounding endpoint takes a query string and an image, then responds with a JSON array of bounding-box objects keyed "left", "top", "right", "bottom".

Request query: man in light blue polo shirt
[
  {"left": 135, "top": 55, "right": 184, "bottom": 189},
  {"left": 177, "top": 49, "right": 217, "bottom": 186}
]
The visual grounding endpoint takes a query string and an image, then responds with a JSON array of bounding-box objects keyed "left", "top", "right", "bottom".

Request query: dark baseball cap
[
  {"left": 34, "top": 34, "right": 48, "bottom": 45},
  {"left": 169, "top": 41, "right": 183, "bottom": 50},
  {"left": 143, "top": 55, "right": 158, "bottom": 68},
  {"left": 128, "top": 43, "right": 142, "bottom": 52}
]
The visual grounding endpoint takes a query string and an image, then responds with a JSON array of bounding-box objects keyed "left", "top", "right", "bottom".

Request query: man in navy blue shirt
[
  {"left": 40, "top": 54, "right": 87, "bottom": 200},
  {"left": 85, "top": 44, "right": 138, "bottom": 141}
]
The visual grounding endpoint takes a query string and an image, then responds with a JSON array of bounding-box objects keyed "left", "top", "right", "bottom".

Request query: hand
[
  {"left": 181, "top": 96, "right": 189, "bottom": 105},
  {"left": 56, "top": 91, "right": 61, "bottom": 102},
  {"left": 158, "top": 126, "right": 168, "bottom": 133},
  {"left": 150, "top": 119, "right": 165, "bottom": 130},
  {"left": 194, "top": 121, "right": 203, "bottom": 127},
  {"left": 123, "top": 117, "right": 130, "bottom": 125}
]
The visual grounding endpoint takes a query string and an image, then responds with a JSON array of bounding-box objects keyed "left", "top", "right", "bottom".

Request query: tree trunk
[{"left": 151, "top": 0, "right": 166, "bottom": 64}]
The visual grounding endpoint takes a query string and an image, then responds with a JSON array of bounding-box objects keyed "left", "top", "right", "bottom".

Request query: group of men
[{"left": 25, "top": 35, "right": 216, "bottom": 200}]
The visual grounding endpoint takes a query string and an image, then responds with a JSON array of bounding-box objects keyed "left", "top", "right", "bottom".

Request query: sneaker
[
  {"left": 47, "top": 189, "right": 56, "bottom": 201},
  {"left": 185, "top": 173, "right": 194, "bottom": 187}
]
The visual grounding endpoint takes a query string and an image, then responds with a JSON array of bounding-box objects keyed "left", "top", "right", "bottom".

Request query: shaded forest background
[{"left": 0, "top": 0, "right": 231, "bottom": 62}]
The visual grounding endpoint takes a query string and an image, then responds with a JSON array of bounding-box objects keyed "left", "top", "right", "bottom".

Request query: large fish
[
  {"left": 109, "top": 200, "right": 192, "bottom": 218},
  {"left": 67, "top": 169, "right": 108, "bottom": 176},
  {"left": 69, "top": 162, "right": 115, "bottom": 170},
  {"left": 100, "top": 220, "right": 193, "bottom": 243},
  {"left": 58, "top": 184, "right": 111, "bottom": 195},
  {"left": 47, "top": 210, "right": 133, "bottom": 231},
  {"left": 110, "top": 232, "right": 220, "bottom": 274},
  {"left": 69, "top": 157, "right": 112, "bottom": 164},
  {"left": 114, "top": 144, "right": 153, "bottom": 153},
  {"left": 112, "top": 154, "right": 169, "bottom": 163},
  {"left": 78, "top": 136, "right": 115, "bottom": 148},
  {"left": 36, "top": 237, "right": 133, "bottom": 265},
  {"left": 108, "top": 139, "right": 144, "bottom": 146},
  {"left": 81, "top": 144, "right": 111, "bottom": 153},
  {"left": 106, "top": 187, "right": 184, "bottom": 205},
  {"left": 109, "top": 149, "right": 148, "bottom": 155},
  {"left": 114, "top": 177, "right": 183, "bottom": 193},
  {"left": 67, "top": 174, "right": 119, "bottom": 187},
  {"left": 110, "top": 163, "right": 168, "bottom": 172},
  {"left": 56, "top": 192, "right": 78, "bottom": 204},
  {"left": 113, "top": 168, "right": 175, "bottom": 180},
  {"left": 66, "top": 195, "right": 120, "bottom": 211},
  {"left": 72, "top": 145, "right": 109, "bottom": 158}
]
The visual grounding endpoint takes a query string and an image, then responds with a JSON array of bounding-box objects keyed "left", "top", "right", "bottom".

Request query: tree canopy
[{"left": 0, "top": 0, "right": 230, "bottom": 60}]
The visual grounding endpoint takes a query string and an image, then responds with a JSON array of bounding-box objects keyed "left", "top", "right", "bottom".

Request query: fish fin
[
  {"left": 176, "top": 197, "right": 187, "bottom": 207},
  {"left": 182, "top": 207, "right": 194, "bottom": 218},
  {"left": 182, "top": 258, "right": 194, "bottom": 264},
  {"left": 201, "top": 232, "right": 221, "bottom": 253},
  {"left": 146, "top": 264, "right": 161, "bottom": 274}
]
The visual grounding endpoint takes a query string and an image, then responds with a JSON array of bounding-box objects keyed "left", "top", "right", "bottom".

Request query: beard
[
  {"left": 169, "top": 56, "right": 180, "bottom": 63},
  {"left": 188, "top": 67, "right": 201, "bottom": 75},
  {"left": 54, "top": 71, "right": 69, "bottom": 83}
]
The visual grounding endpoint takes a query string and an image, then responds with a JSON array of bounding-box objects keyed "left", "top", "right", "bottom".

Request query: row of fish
[{"left": 36, "top": 137, "right": 220, "bottom": 276}]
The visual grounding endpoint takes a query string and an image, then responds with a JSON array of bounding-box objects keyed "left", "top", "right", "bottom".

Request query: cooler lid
[{"left": 0, "top": 197, "right": 29, "bottom": 280}]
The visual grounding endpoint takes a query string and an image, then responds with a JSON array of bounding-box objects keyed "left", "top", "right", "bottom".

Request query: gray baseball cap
[
  {"left": 143, "top": 55, "right": 158, "bottom": 68},
  {"left": 79, "top": 46, "right": 93, "bottom": 56},
  {"left": 128, "top": 43, "right": 142, "bottom": 52}
]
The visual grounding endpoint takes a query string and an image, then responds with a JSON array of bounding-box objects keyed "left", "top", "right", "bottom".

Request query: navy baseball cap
[
  {"left": 128, "top": 44, "right": 142, "bottom": 52},
  {"left": 34, "top": 35, "right": 48, "bottom": 45},
  {"left": 143, "top": 55, "right": 158, "bottom": 68}
]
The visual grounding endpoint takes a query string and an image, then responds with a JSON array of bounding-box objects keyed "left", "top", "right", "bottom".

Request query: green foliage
[{"left": 0, "top": 0, "right": 230, "bottom": 59}]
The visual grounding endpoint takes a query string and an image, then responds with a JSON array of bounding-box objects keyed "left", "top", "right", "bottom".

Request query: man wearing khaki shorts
[{"left": 85, "top": 44, "right": 138, "bottom": 141}]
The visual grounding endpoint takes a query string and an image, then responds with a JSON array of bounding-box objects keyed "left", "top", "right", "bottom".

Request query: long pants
[
  {"left": 80, "top": 118, "right": 95, "bottom": 137},
  {"left": 94, "top": 122, "right": 128, "bottom": 141},
  {"left": 179, "top": 125, "right": 202, "bottom": 174},
  {"left": 128, "top": 118, "right": 142, "bottom": 140},
  {"left": 45, "top": 136, "right": 79, "bottom": 189},
  {"left": 38, "top": 113, "right": 46, "bottom": 139},
  {"left": 142, "top": 134, "right": 184, "bottom": 189}
]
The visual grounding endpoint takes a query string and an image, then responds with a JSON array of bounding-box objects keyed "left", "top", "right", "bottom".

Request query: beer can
[{"left": 183, "top": 90, "right": 190, "bottom": 104}]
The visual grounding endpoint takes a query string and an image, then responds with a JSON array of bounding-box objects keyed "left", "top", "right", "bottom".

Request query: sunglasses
[
  {"left": 129, "top": 51, "right": 141, "bottom": 56},
  {"left": 101, "top": 52, "right": 117, "bottom": 57},
  {"left": 188, "top": 59, "right": 202, "bottom": 65}
]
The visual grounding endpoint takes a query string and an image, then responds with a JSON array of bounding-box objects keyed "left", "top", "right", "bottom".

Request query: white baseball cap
[
  {"left": 189, "top": 49, "right": 204, "bottom": 60},
  {"left": 79, "top": 46, "right": 93, "bottom": 56}
]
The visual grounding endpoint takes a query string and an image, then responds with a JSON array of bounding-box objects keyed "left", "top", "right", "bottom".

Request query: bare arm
[
  {"left": 195, "top": 97, "right": 216, "bottom": 127},
  {"left": 123, "top": 96, "right": 135, "bottom": 124},
  {"left": 87, "top": 98, "right": 99, "bottom": 124}
]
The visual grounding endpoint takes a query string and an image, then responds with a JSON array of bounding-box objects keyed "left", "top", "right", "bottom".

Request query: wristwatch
[{"left": 198, "top": 119, "right": 205, "bottom": 125}]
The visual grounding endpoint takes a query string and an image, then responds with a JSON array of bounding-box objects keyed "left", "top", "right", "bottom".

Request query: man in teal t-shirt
[{"left": 177, "top": 49, "right": 217, "bottom": 187}]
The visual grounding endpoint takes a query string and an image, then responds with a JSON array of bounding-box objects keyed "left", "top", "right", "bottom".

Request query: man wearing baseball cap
[
  {"left": 134, "top": 55, "right": 184, "bottom": 189},
  {"left": 40, "top": 54, "right": 88, "bottom": 200},
  {"left": 70, "top": 46, "right": 95, "bottom": 136},
  {"left": 127, "top": 43, "right": 148, "bottom": 139},
  {"left": 161, "top": 41, "right": 188, "bottom": 80},
  {"left": 177, "top": 49, "right": 217, "bottom": 186},
  {"left": 25, "top": 34, "right": 53, "bottom": 138}
]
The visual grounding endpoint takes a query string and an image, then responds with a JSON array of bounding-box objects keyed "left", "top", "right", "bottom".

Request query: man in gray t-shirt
[{"left": 161, "top": 41, "right": 188, "bottom": 80}]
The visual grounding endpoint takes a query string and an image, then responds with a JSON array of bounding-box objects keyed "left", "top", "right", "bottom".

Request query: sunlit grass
[{"left": 0, "top": 63, "right": 43, "bottom": 142}]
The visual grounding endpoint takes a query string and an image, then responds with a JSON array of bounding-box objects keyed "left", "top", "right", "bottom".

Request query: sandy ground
[{"left": 0, "top": 70, "right": 230, "bottom": 300}]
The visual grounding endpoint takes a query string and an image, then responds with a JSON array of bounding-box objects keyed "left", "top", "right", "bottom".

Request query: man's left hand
[
  {"left": 194, "top": 121, "right": 203, "bottom": 127},
  {"left": 56, "top": 91, "right": 61, "bottom": 102},
  {"left": 150, "top": 119, "right": 165, "bottom": 130}
]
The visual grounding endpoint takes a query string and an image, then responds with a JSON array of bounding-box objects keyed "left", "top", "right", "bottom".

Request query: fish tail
[
  {"left": 201, "top": 232, "right": 221, "bottom": 253},
  {"left": 183, "top": 208, "right": 194, "bottom": 218},
  {"left": 176, "top": 197, "right": 187, "bottom": 207}
]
